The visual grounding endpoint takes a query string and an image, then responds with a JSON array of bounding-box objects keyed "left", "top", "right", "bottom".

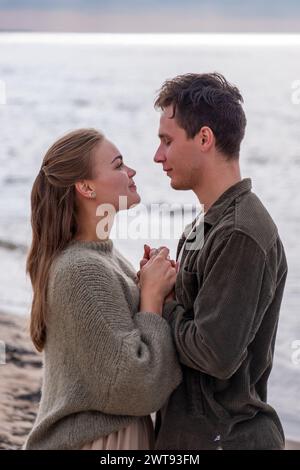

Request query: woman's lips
[{"left": 129, "top": 184, "right": 137, "bottom": 191}]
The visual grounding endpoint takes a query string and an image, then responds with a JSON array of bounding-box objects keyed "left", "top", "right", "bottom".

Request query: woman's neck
[{"left": 75, "top": 215, "right": 114, "bottom": 242}]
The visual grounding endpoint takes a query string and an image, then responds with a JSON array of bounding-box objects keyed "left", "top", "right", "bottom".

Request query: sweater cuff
[
  {"left": 135, "top": 310, "right": 170, "bottom": 330},
  {"left": 162, "top": 300, "right": 178, "bottom": 322}
]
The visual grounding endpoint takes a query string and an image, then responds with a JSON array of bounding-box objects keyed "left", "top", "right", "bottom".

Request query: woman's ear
[{"left": 75, "top": 181, "right": 96, "bottom": 199}]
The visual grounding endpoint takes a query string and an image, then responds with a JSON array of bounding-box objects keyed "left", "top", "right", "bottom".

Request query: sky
[{"left": 0, "top": 0, "right": 299, "bottom": 32}]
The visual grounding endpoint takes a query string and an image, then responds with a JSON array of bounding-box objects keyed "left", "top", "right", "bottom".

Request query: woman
[{"left": 24, "top": 128, "right": 182, "bottom": 450}]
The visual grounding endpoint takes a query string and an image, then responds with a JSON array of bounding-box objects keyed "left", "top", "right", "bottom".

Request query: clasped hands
[{"left": 136, "top": 244, "right": 178, "bottom": 307}]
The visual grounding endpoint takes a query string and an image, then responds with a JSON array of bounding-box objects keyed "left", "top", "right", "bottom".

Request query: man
[{"left": 142, "top": 73, "right": 288, "bottom": 450}]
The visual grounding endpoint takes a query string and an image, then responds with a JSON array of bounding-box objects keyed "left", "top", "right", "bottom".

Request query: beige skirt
[{"left": 81, "top": 415, "right": 155, "bottom": 450}]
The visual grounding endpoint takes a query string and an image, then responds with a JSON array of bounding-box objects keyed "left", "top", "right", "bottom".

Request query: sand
[{"left": 0, "top": 311, "right": 42, "bottom": 450}]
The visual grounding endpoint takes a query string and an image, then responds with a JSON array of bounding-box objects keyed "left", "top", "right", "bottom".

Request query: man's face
[{"left": 154, "top": 105, "right": 202, "bottom": 191}]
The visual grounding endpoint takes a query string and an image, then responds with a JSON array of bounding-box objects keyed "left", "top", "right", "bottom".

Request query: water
[{"left": 0, "top": 33, "right": 299, "bottom": 440}]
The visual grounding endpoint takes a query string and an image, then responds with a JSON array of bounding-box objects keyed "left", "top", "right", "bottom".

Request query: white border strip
[{"left": 0, "top": 33, "right": 300, "bottom": 47}]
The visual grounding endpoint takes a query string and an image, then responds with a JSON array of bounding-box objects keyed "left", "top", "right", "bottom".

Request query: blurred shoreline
[{"left": 0, "top": 311, "right": 299, "bottom": 450}]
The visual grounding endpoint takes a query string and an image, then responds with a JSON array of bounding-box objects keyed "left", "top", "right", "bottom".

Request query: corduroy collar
[{"left": 204, "top": 178, "right": 252, "bottom": 227}]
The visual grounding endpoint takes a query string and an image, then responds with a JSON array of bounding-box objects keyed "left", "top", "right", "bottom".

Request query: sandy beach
[
  {"left": 0, "top": 311, "right": 298, "bottom": 450},
  {"left": 0, "top": 311, "right": 42, "bottom": 450}
]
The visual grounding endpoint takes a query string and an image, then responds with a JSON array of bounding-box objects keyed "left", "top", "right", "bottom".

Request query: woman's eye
[{"left": 117, "top": 162, "right": 124, "bottom": 169}]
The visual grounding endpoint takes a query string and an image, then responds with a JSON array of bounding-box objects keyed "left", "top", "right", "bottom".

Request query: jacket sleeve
[{"left": 162, "top": 231, "right": 274, "bottom": 380}]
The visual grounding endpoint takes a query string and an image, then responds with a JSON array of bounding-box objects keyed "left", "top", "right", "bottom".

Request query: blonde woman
[{"left": 24, "top": 129, "right": 182, "bottom": 450}]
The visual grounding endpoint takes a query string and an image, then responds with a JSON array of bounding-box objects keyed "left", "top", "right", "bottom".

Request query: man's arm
[{"left": 162, "top": 231, "right": 274, "bottom": 380}]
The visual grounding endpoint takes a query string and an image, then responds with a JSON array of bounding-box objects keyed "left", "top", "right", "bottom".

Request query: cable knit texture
[{"left": 24, "top": 239, "right": 182, "bottom": 450}]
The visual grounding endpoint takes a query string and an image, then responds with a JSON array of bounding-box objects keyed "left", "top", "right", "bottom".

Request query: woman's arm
[{"left": 50, "top": 254, "right": 182, "bottom": 417}]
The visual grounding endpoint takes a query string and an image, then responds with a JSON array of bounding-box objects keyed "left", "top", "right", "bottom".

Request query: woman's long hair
[{"left": 26, "top": 128, "right": 104, "bottom": 352}]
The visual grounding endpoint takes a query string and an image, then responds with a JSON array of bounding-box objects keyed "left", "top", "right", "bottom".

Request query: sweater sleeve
[{"left": 51, "top": 255, "right": 182, "bottom": 417}]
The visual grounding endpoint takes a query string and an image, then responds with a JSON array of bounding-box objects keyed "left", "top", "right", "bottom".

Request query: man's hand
[
  {"left": 135, "top": 245, "right": 151, "bottom": 284},
  {"left": 164, "top": 288, "right": 175, "bottom": 304},
  {"left": 136, "top": 245, "right": 179, "bottom": 304}
]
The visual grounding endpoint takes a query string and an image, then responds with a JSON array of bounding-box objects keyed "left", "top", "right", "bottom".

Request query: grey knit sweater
[{"left": 24, "top": 239, "right": 182, "bottom": 450}]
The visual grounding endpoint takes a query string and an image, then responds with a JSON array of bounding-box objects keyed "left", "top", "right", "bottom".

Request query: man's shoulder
[
  {"left": 234, "top": 191, "right": 278, "bottom": 252},
  {"left": 208, "top": 191, "right": 278, "bottom": 254}
]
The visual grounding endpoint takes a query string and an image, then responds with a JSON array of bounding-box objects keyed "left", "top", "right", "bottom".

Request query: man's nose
[{"left": 154, "top": 147, "right": 166, "bottom": 163}]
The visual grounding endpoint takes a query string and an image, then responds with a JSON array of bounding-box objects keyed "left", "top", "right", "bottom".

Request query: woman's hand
[
  {"left": 137, "top": 245, "right": 176, "bottom": 280},
  {"left": 139, "top": 247, "right": 177, "bottom": 315}
]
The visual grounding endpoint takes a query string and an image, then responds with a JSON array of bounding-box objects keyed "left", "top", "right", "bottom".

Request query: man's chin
[{"left": 170, "top": 178, "right": 185, "bottom": 190}]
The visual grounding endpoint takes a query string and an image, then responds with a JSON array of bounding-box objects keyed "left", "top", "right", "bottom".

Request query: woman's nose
[{"left": 128, "top": 167, "right": 136, "bottom": 177}]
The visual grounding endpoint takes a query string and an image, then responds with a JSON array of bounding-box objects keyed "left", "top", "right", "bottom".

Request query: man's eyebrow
[{"left": 111, "top": 155, "right": 123, "bottom": 164}]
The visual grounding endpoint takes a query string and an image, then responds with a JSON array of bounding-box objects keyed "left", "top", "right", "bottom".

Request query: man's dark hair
[{"left": 154, "top": 72, "right": 247, "bottom": 160}]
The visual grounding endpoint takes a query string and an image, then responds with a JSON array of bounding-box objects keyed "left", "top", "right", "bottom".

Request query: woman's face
[{"left": 91, "top": 138, "right": 141, "bottom": 211}]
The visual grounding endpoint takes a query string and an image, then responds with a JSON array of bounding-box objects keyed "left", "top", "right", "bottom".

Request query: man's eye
[{"left": 165, "top": 140, "right": 171, "bottom": 146}]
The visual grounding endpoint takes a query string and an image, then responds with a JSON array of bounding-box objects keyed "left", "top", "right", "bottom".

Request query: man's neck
[{"left": 194, "top": 167, "right": 242, "bottom": 213}]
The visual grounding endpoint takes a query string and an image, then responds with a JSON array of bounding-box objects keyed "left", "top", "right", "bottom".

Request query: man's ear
[
  {"left": 197, "top": 126, "right": 214, "bottom": 151},
  {"left": 75, "top": 181, "right": 95, "bottom": 199}
]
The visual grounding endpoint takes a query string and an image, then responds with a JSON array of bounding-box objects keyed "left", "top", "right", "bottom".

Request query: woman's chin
[
  {"left": 130, "top": 192, "right": 141, "bottom": 206},
  {"left": 117, "top": 192, "right": 141, "bottom": 211}
]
